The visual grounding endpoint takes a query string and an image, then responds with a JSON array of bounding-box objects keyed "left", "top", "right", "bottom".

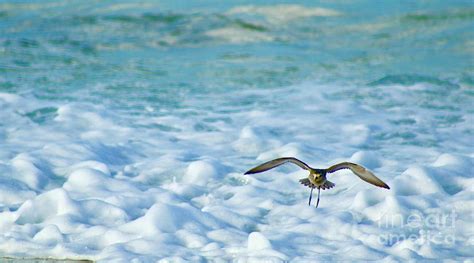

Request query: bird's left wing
[
  {"left": 326, "top": 162, "right": 390, "bottom": 189},
  {"left": 244, "top": 157, "right": 312, "bottom": 175}
]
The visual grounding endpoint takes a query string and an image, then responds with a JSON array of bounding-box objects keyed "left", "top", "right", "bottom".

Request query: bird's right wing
[
  {"left": 244, "top": 157, "right": 312, "bottom": 175},
  {"left": 326, "top": 162, "right": 390, "bottom": 189}
]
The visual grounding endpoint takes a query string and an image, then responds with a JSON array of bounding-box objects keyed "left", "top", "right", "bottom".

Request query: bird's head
[{"left": 311, "top": 169, "right": 326, "bottom": 180}]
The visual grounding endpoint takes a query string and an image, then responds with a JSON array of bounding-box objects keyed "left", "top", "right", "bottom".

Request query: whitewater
[{"left": 0, "top": 1, "right": 473, "bottom": 262}]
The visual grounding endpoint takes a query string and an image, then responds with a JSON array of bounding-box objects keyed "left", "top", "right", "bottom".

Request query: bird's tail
[
  {"left": 320, "top": 180, "right": 335, "bottom": 190},
  {"left": 299, "top": 179, "right": 335, "bottom": 190}
]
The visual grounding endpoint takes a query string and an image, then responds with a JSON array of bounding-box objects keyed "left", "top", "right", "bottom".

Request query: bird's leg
[
  {"left": 308, "top": 187, "right": 314, "bottom": 206},
  {"left": 315, "top": 188, "right": 321, "bottom": 208}
]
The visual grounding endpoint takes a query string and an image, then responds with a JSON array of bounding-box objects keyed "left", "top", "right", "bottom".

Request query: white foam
[
  {"left": 227, "top": 4, "right": 341, "bottom": 23},
  {"left": 391, "top": 166, "right": 445, "bottom": 196},
  {"left": 11, "top": 154, "right": 50, "bottom": 190},
  {"left": 247, "top": 232, "right": 272, "bottom": 250},
  {"left": 0, "top": 93, "right": 21, "bottom": 104},
  {"left": 183, "top": 160, "right": 218, "bottom": 186},
  {"left": 350, "top": 151, "right": 382, "bottom": 169},
  {"left": 15, "top": 188, "right": 80, "bottom": 225},
  {"left": 33, "top": 224, "right": 64, "bottom": 246},
  {"left": 0, "top": 80, "right": 472, "bottom": 261},
  {"left": 205, "top": 27, "right": 274, "bottom": 44},
  {"left": 342, "top": 124, "right": 371, "bottom": 146}
]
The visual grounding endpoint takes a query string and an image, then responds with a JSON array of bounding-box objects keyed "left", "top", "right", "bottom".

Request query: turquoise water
[{"left": 2, "top": 1, "right": 472, "bottom": 100}]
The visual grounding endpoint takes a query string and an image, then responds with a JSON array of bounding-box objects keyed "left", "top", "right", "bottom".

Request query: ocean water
[{"left": 0, "top": 0, "right": 473, "bottom": 261}]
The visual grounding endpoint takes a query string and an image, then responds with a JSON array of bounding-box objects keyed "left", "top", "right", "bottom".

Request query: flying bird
[{"left": 244, "top": 157, "right": 390, "bottom": 208}]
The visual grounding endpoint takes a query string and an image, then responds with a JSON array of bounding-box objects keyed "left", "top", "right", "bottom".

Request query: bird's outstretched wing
[
  {"left": 326, "top": 162, "right": 390, "bottom": 189},
  {"left": 245, "top": 157, "right": 312, "bottom": 175}
]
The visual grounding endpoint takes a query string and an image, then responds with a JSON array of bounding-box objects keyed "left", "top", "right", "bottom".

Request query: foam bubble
[
  {"left": 183, "top": 160, "right": 218, "bottom": 186},
  {"left": 247, "top": 232, "right": 272, "bottom": 251}
]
